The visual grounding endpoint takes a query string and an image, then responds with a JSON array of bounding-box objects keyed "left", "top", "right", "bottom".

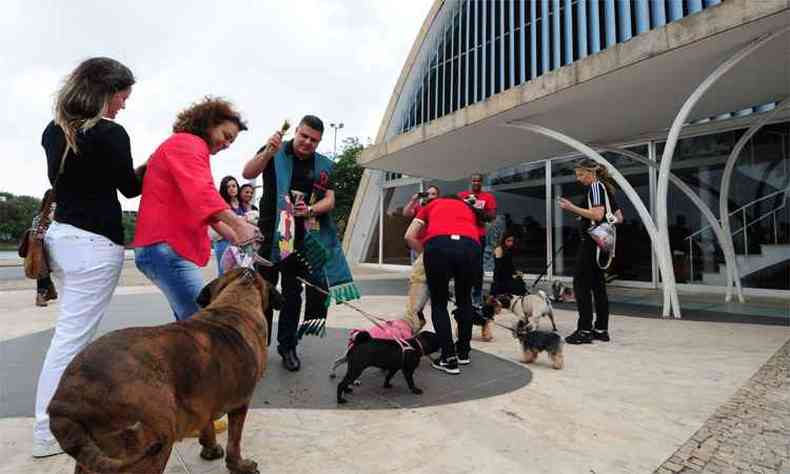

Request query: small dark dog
[
  {"left": 334, "top": 331, "right": 440, "bottom": 404},
  {"left": 514, "top": 319, "right": 564, "bottom": 369},
  {"left": 551, "top": 281, "right": 575, "bottom": 303}
]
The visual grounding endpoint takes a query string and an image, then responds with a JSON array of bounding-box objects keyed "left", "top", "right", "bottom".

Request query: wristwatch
[{"left": 307, "top": 206, "right": 314, "bottom": 217}]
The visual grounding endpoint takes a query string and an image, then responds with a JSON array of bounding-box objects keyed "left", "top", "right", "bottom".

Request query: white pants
[{"left": 34, "top": 222, "right": 124, "bottom": 442}]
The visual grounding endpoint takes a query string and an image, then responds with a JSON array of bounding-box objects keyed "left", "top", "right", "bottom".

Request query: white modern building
[{"left": 343, "top": 0, "right": 790, "bottom": 317}]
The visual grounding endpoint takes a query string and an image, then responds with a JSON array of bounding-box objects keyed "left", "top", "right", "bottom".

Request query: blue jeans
[
  {"left": 135, "top": 243, "right": 205, "bottom": 321},
  {"left": 213, "top": 239, "right": 230, "bottom": 276}
]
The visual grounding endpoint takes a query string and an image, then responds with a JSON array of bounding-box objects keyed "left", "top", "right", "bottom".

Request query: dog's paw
[
  {"left": 337, "top": 397, "right": 348, "bottom": 404},
  {"left": 200, "top": 444, "right": 225, "bottom": 461},
  {"left": 353, "top": 380, "right": 361, "bottom": 386},
  {"left": 411, "top": 387, "right": 424, "bottom": 395},
  {"left": 343, "top": 386, "right": 353, "bottom": 393},
  {"left": 227, "top": 458, "right": 259, "bottom": 474}
]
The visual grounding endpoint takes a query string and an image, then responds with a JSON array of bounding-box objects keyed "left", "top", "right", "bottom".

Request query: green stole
[{"left": 271, "top": 146, "right": 360, "bottom": 304}]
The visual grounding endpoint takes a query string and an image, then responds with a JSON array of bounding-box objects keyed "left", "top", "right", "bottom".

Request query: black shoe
[
  {"left": 565, "top": 330, "right": 593, "bottom": 345},
  {"left": 278, "top": 348, "right": 301, "bottom": 372},
  {"left": 432, "top": 356, "right": 460, "bottom": 374},
  {"left": 592, "top": 330, "right": 610, "bottom": 342}
]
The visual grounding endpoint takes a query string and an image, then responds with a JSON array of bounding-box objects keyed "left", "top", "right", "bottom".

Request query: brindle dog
[{"left": 48, "top": 268, "right": 281, "bottom": 474}]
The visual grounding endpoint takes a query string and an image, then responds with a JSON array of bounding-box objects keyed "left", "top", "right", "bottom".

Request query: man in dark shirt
[{"left": 242, "top": 115, "right": 335, "bottom": 372}]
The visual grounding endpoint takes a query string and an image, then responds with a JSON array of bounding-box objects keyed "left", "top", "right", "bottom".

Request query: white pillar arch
[
  {"left": 657, "top": 26, "right": 790, "bottom": 308},
  {"left": 504, "top": 122, "right": 681, "bottom": 318},
  {"left": 598, "top": 147, "right": 742, "bottom": 302},
  {"left": 719, "top": 97, "right": 789, "bottom": 301}
]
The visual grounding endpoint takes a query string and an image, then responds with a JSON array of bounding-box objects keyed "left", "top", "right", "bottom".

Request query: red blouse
[
  {"left": 132, "top": 133, "right": 229, "bottom": 266},
  {"left": 415, "top": 198, "right": 479, "bottom": 245}
]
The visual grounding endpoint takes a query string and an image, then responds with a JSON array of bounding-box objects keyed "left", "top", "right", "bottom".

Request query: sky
[{"left": 0, "top": 0, "right": 433, "bottom": 209}]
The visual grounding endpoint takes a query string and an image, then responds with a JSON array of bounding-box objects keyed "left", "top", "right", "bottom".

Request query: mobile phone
[{"left": 417, "top": 192, "right": 429, "bottom": 198}]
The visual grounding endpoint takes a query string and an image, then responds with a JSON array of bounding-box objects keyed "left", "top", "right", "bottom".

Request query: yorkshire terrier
[{"left": 513, "top": 317, "right": 564, "bottom": 369}]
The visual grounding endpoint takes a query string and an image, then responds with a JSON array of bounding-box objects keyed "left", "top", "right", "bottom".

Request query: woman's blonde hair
[
  {"left": 54, "top": 57, "right": 135, "bottom": 153},
  {"left": 576, "top": 158, "right": 616, "bottom": 193}
]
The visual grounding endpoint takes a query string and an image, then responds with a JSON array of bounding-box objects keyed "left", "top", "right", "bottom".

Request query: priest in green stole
[{"left": 242, "top": 115, "right": 359, "bottom": 372}]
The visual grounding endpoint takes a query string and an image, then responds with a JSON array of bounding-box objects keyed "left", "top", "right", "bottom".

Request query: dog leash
[{"left": 296, "top": 277, "right": 416, "bottom": 353}]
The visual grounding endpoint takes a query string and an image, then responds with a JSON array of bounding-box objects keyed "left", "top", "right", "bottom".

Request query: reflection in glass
[
  {"left": 657, "top": 122, "right": 790, "bottom": 289},
  {"left": 381, "top": 184, "right": 420, "bottom": 265},
  {"left": 490, "top": 162, "right": 547, "bottom": 275}
]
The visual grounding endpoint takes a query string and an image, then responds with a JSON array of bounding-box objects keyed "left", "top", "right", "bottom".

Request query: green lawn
[{"left": 0, "top": 241, "right": 19, "bottom": 251}]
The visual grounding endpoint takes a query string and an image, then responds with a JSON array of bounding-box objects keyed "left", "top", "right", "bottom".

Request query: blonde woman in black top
[
  {"left": 558, "top": 159, "right": 618, "bottom": 345},
  {"left": 33, "top": 57, "right": 145, "bottom": 458}
]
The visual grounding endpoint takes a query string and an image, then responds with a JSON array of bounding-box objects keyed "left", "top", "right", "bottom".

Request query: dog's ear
[
  {"left": 268, "top": 286, "right": 284, "bottom": 311},
  {"left": 497, "top": 295, "right": 512, "bottom": 309},
  {"left": 196, "top": 280, "right": 219, "bottom": 308}
]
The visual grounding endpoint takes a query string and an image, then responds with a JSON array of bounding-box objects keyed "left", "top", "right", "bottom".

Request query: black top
[
  {"left": 576, "top": 181, "right": 619, "bottom": 237},
  {"left": 256, "top": 140, "right": 334, "bottom": 248},
  {"left": 492, "top": 248, "right": 516, "bottom": 295},
  {"left": 42, "top": 120, "right": 142, "bottom": 245}
]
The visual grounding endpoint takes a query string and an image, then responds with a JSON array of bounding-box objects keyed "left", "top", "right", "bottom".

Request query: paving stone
[{"left": 656, "top": 340, "right": 790, "bottom": 474}]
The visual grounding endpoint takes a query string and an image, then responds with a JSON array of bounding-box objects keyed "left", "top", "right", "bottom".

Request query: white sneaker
[{"left": 32, "top": 438, "right": 64, "bottom": 458}]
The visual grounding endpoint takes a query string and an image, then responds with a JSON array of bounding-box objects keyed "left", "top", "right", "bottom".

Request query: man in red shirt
[{"left": 457, "top": 173, "right": 497, "bottom": 308}]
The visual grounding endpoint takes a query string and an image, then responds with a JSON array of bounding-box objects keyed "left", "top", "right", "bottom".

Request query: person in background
[
  {"left": 490, "top": 229, "right": 526, "bottom": 296},
  {"left": 212, "top": 175, "right": 245, "bottom": 275},
  {"left": 405, "top": 196, "right": 482, "bottom": 375},
  {"left": 401, "top": 185, "right": 440, "bottom": 333},
  {"left": 457, "top": 173, "right": 497, "bottom": 309},
  {"left": 558, "top": 159, "right": 619, "bottom": 344},
  {"left": 33, "top": 190, "right": 57, "bottom": 307},
  {"left": 402, "top": 185, "right": 440, "bottom": 219},
  {"left": 239, "top": 183, "right": 258, "bottom": 212},
  {"left": 33, "top": 57, "right": 144, "bottom": 458},
  {"left": 133, "top": 97, "right": 258, "bottom": 323}
]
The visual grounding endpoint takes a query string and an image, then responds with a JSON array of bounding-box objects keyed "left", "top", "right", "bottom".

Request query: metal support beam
[
  {"left": 598, "top": 146, "right": 739, "bottom": 303},
  {"left": 656, "top": 25, "right": 790, "bottom": 314},
  {"left": 719, "top": 97, "right": 789, "bottom": 302},
  {"left": 505, "top": 122, "right": 681, "bottom": 318}
]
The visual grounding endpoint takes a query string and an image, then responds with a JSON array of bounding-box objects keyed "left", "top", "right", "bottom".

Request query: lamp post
[{"left": 330, "top": 122, "right": 344, "bottom": 159}]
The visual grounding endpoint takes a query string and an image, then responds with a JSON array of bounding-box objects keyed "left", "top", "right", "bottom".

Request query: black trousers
[
  {"left": 572, "top": 238, "right": 609, "bottom": 331},
  {"left": 36, "top": 275, "right": 52, "bottom": 293},
  {"left": 424, "top": 236, "right": 481, "bottom": 359},
  {"left": 259, "top": 264, "right": 328, "bottom": 352}
]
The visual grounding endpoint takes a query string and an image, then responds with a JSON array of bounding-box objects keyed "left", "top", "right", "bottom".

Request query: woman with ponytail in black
[{"left": 558, "top": 159, "right": 620, "bottom": 345}]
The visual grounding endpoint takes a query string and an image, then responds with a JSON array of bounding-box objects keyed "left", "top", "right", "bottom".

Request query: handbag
[
  {"left": 22, "top": 144, "right": 68, "bottom": 279},
  {"left": 587, "top": 184, "right": 618, "bottom": 269}
]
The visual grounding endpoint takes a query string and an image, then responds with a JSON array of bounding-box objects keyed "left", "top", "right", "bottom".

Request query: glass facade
[{"left": 364, "top": 120, "right": 790, "bottom": 292}]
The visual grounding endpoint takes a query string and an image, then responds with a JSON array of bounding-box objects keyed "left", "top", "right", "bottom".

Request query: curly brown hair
[{"left": 172, "top": 96, "right": 248, "bottom": 143}]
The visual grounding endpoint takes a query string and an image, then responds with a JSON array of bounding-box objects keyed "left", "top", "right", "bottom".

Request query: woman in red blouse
[
  {"left": 405, "top": 196, "right": 482, "bottom": 375},
  {"left": 132, "top": 97, "right": 258, "bottom": 321}
]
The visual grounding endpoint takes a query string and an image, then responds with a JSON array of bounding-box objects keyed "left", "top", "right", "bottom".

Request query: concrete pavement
[{"left": 0, "top": 262, "right": 788, "bottom": 473}]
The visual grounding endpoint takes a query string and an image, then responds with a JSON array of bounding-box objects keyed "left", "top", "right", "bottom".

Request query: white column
[
  {"left": 656, "top": 26, "right": 790, "bottom": 314},
  {"left": 719, "top": 98, "right": 789, "bottom": 302},
  {"left": 598, "top": 147, "right": 739, "bottom": 302}
]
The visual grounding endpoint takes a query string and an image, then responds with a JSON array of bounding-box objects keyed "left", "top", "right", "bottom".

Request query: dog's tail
[
  {"left": 352, "top": 330, "right": 373, "bottom": 345},
  {"left": 49, "top": 401, "right": 163, "bottom": 472}
]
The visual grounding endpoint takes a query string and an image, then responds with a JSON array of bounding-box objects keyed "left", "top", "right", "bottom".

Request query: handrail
[{"left": 685, "top": 186, "right": 790, "bottom": 242}]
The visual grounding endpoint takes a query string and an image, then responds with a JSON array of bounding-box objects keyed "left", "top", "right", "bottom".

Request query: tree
[
  {"left": 0, "top": 191, "right": 41, "bottom": 242},
  {"left": 330, "top": 137, "right": 365, "bottom": 237}
]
